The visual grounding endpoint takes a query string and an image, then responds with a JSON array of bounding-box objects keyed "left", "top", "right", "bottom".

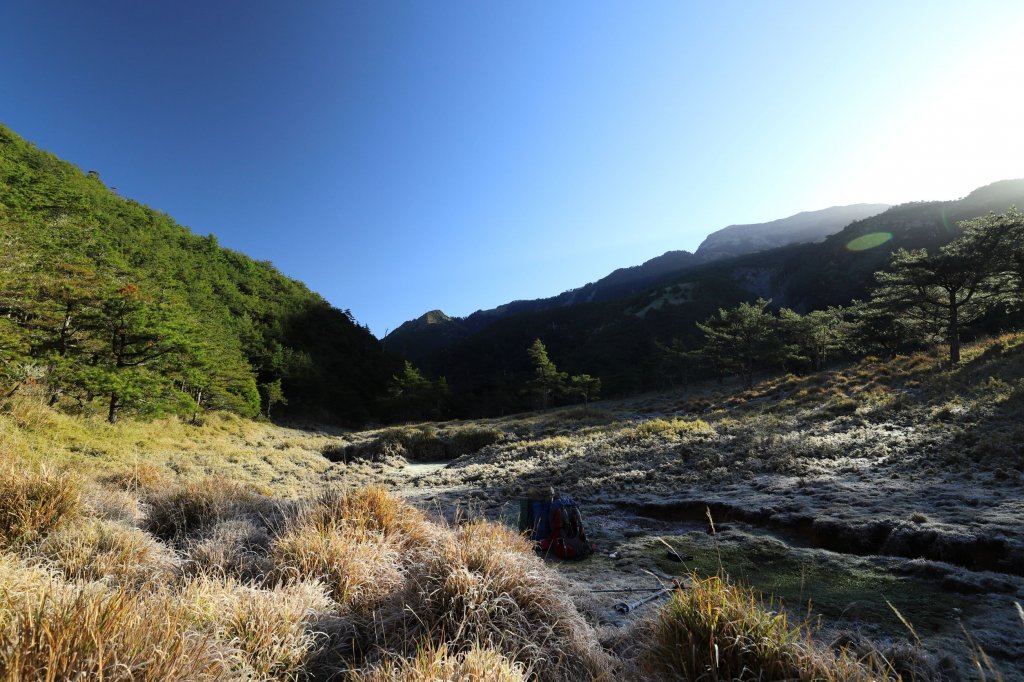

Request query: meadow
[{"left": 1, "top": 334, "right": 1022, "bottom": 680}]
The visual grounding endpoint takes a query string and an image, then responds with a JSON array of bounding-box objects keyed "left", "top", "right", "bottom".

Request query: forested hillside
[
  {"left": 0, "top": 124, "right": 397, "bottom": 424},
  {"left": 385, "top": 204, "right": 889, "bottom": 366},
  {"left": 397, "top": 181, "right": 1024, "bottom": 417}
]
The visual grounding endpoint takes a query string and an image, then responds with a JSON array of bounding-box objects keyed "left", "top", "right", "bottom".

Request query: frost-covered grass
[{"left": 2, "top": 334, "right": 1023, "bottom": 680}]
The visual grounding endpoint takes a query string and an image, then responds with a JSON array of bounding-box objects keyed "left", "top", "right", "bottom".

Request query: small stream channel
[{"left": 627, "top": 500, "right": 1023, "bottom": 577}]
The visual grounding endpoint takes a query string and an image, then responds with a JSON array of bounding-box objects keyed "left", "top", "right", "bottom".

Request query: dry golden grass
[
  {"left": 350, "top": 643, "right": 529, "bottom": 682},
  {"left": 177, "top": 576, "right": 334, "bottom": 680},
  {"left": 145, "top": 476, "right": 272, "bottom": 542},
  {"left": 615, "top": 417, "right": 713, "bottom": 442},
  {"left": 271, "top": 519, "right": 404, "bottom": 610},
  {"left": 36, "top": 518, "right": 177, "bottom": 587},
  {"left": 378, "top": 519, "right": 610, "bottom": 682},
  {"left": 0, "top": 464, "right": 81, "bottom": 548},
  {"left": 0, "top": 565, "right": 226, "bottom": 682},
  {"left": 640, "top": 575, "right": 888, "bottom": 681},
  {"left": 270, "top": 486, "right": 437, "bottom": 610},
  {"left": 0, "top": 397, "right": 340, "bottom": 497}
]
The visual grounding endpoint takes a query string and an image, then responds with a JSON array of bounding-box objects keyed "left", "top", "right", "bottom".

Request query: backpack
[{"left": 519, "top": 496, "right": 594, "bottom": 560}]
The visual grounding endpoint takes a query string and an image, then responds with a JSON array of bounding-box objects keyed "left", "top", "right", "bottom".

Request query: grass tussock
[
  {"left": 350, "top": 642, "right": 528, "bottom": 682},
  {"left": 36, "top": 518, "right": 177, "bottom": 586},
  {"left": 639, "top": 575, "right": 888, "bottom": 681},
  {"left": 145, "top": 476, "right": 271, "bottom": 542},
  {"left": 270, "top": 486, "right": 431, "bottom": 610},
  {"left": 0, "top": 464, "right": 81, "bottom": 548},
  {"left": 0, "top": 570, "right": 226, "bottom": 681},
  {"left": 178, "top": 576, "right": 334, "bottom": 680},
  {"left": 379, "top": 519, "right": 610, "bottom": 682}
]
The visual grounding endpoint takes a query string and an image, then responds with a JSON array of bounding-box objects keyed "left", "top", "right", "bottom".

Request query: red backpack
[{"left": 538, "top": 498, "right": 594, "bottom": 560}]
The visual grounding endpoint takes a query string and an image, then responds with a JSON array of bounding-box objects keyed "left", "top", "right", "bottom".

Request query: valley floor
[
  {"left": 340, "top": 338, "right": 1024, "bottom": 679},
  {"left": 2, "top": 335, "right": 1023, "bottom": 679}
]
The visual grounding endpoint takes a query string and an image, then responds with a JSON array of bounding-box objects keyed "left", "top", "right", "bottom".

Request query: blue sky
[{"left": 2, "top": 2, "right": 1023, "bottom": 336}]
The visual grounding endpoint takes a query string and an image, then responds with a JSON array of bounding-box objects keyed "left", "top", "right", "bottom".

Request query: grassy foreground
[{"left": 0, "top": 398, "right": 932, "bottom": 680}]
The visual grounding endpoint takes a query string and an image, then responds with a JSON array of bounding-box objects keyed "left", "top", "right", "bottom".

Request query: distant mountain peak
[
  {"left": 694, "top": 203, "right": 891, "bottom": 262},
  {"left": 420, "top": 309, "right": 453, "bottom": 324}
]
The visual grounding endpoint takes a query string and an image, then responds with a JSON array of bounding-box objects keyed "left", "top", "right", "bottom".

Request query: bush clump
[
  {"left": 337, "top": 426, "right": 506, "bottom": 464},
  {"left": 619, "top": 418, "right": 713, "bottom": 442}
]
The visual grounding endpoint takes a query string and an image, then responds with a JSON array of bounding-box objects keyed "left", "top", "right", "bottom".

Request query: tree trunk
[
  {"left": 107, "top": 392, "right": 119, "bottom": 424},
  {"left": 191, "top": 389, "right": 203, "bottom": 425},
  {"left": 949, "top": 300, "right": 961, "bottom": 365}
]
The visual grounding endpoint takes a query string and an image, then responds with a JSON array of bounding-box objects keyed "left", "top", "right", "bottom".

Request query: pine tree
[
  {"left": 526, "top": 339, "right": 567, "bottom": 408},
  {"left": 869, "top": 210, "right": 1021, "bottom": 365},
  {"left": 778, "top": 306, "right": 850, "bottom": 372},
  {"left": 77, "top": 282, "right": 197, "bottom": 423},
  {"left": 697, "top": 299, "right": 787, "bottom": 387},
  {"left": 568, "top": 374, "right": 601, "bottom": 406}
]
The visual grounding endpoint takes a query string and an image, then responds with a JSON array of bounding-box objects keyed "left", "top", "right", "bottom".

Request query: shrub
[
  {"left": 0, "top": 465, "right": 81, "bottom": 547},
  {"left": 338, "top": 426, "right": 506, "bottom": 464},
  {"left": 443, "top": 427, "right": 505, "bottom": 458},
  {"left": 619, "top": 418, "right": 713, "bottom": 442}
]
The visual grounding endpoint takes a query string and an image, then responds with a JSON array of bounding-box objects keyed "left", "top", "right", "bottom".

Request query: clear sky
[{"left": 2, "top": 2, "right": 1022, "bottom": 336}]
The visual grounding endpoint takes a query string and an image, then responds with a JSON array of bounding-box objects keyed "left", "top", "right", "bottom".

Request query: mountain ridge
[
  {"left": 388, "top": 179, "right": 1024, "bottom": 416},
  {"left": 384, "top": 202, "right": 890, "bottom": 364}
]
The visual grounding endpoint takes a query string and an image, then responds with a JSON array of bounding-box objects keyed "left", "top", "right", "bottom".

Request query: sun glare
[
  {"left": 813, "top": 23, "right": 1024, "bottom": 208},
  {"left": 846, "top": 232, "right": 893, "bottom": 252}
]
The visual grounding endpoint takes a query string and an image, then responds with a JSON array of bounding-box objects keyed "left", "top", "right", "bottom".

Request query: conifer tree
[
  {"left": 778, "top": 306, "right": 850, "bottom": 372},
  {"left": 697, "top": 298, "right": 786, "bottom": 387},
  {"left": 569, "top": 373, "right": 601, "bottom": 406},
  {"left": 77, "top": 282, "right": 196, "bottom": 423},
  {"left": 869, "top": 210, "right": 1022, "bottom": 365},
  {"left": 527, "top": 338, "right": 567, "bottom": 408}
]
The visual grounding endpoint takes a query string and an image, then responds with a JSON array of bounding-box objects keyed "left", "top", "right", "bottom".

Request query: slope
[
  {"left": 694, "top": 203, "right": 890, "bottom": 262},
  {"left": 406, "top": 180, "right": 1024, "bottom": 416},
  {"left": 0, "top": 122, "right": 397, "bottom": 424}
]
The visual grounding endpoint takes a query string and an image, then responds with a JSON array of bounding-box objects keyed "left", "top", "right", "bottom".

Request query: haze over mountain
[{"left": 694, "top": 203, "right": 891, "bottom": 262}]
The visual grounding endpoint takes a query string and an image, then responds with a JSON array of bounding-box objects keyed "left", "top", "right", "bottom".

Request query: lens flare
[{"left": 846, "top": 232, "right": 893, "bottom": 252}]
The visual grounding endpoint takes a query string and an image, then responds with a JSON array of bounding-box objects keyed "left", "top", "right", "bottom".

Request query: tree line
[
  {"left": 384, "top": 209, "right": 1024, "bottom": 420},
  {"left": 677, "top": 210, "right": 1024, "bottom": 387}
]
